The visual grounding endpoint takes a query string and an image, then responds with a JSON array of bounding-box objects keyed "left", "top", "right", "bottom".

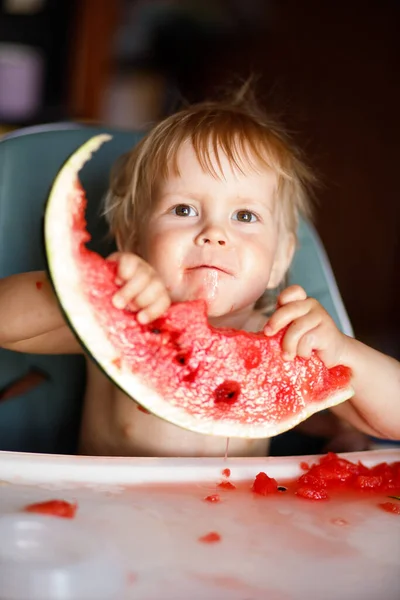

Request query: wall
[{"left": 218, "top": 1, "right": 399, "bottom": 354}]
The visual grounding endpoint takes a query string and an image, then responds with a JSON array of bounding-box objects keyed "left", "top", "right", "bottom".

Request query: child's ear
[{"left": 267, "top": 231, "right": 296, "bottom": 289}]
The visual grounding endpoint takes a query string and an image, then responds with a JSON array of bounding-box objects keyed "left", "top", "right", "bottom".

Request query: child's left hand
[{"left": 264, "top": 285, "right": 347, "bottom": 368}]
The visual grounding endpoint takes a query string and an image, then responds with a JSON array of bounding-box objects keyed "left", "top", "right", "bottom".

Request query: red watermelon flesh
[{"left": 44, "top": 135, "right": 354, "bottom": 439}]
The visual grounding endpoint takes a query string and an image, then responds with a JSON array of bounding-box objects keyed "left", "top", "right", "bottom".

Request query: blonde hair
[{"left": 104, "top": 87, "right": 316, "bottom": 312}]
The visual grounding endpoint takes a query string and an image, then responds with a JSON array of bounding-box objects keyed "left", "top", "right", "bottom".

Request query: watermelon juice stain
[
  {"left": 186, "top": 267, "right": 221, "bottom": 303},
  {"left": 224, "top": 437, "right": 230, "bottom": 460}
]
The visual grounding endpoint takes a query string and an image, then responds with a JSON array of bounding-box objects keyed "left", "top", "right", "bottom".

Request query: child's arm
[
  {"left": 0, "top": 252, "right": 171, "bottom": 355},
  {"left": 264, "top": 285, "right": 400, "bottom": 440},
  {"left": 1, "top": 252, "right": 170, "bottom": 356},
  {"left": 330, "top": 337, "right": 400, "bottom": 439},
  {"left": 0, "top": 271, "right": 81, "bottom": 354}
]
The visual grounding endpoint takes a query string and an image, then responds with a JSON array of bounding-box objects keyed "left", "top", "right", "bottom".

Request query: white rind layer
[{"left": 44, "top": 135, "right": 354, "bottom": 439}]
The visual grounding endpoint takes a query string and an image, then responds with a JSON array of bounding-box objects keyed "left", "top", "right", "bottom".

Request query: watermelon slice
[{"left": 44, "top": 135, "right": 354, "bottom": 439}]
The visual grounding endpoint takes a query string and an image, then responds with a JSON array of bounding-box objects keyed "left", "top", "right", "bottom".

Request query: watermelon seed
[
  {"left": 176, "top": 354, "right": 187, "bottom": 365},
  {"left": 150, "top": 328, "right": 161, "bottom": 334},
  {"left": 214, "top": 381, "right": 241, "bottom": 404},
  {"left": 277, "top": 486, "right": 287, "bottom": 492}
]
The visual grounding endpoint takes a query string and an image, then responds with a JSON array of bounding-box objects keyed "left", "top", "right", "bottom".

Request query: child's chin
[
  {"left": 178, "top": 290, "right": 225, "bottom": 315},
  {"left": 205, "top": 299, "right": 235, "bottom": 319}
]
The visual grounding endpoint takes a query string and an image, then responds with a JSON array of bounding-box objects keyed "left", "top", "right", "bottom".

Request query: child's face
[{"left": 141, "top": 141, "right": 293, "bottom": 320}]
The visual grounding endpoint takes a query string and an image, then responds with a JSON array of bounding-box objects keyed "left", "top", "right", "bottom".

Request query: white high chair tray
[{"left": 0, "top": 449, "right": 399, "bottom": 599}]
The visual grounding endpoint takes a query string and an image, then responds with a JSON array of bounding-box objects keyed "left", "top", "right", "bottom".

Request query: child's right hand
[{"left": 108, "top": 253, "right": 171, "bottom": 324}]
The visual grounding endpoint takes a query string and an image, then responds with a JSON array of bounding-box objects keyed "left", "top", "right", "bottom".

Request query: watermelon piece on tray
[{"left": 44, "top": 135, "right": 354, "bottom": 439}]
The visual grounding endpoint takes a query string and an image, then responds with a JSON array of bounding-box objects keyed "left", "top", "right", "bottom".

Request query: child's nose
[{"left": 195, "top": 225, "right": 227, "bottom": 246}]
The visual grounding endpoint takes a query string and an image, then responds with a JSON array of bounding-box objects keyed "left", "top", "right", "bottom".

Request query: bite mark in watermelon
[{"left": 44, "top": 135, "right": 354, "bottom": 439}]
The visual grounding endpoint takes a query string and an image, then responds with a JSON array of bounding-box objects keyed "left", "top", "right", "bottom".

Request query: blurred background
[{"left": 0, "top": 0, "right": 399, "bottom": 360}]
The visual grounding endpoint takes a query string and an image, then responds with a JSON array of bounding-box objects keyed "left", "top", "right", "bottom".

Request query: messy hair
[{"left": 104, "top": 85, "right": 316, "bottom": 313}]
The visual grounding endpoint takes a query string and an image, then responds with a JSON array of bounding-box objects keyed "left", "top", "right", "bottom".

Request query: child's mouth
[{"left": 186, "top": 265, "right": 233, "bottom": 276}]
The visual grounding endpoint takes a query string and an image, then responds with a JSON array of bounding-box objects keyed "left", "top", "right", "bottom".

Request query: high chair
[{"left": 0, "top": 125, "right": 353, "bottom": 454}]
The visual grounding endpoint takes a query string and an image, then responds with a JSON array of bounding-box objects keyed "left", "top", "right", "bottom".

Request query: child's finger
[
  {"left": 277, "top": 285, "right": 307, "bottom": 307},
  {"left": 137, "top": 295, "right": 171, "bottom": 324},
  {"left": 296, "top": 326, "right": 320, "bottom": 359},
  {"left": 264, "top": 299, "right": 312, "bottom": 336},
  {"left": 112, "top": 268, "right": 152, "bottom": 309},
  {"left": 116, "top": 253, "right": 142, "bottom": 282},
  {"left": 281, "top": 312, "right": 321, "bottom": 359},
  {"left": 106, "top": 252, "right": 122, "bottom": 262},
  {"left": 134, "top": 279, "right": 168, "bottom": 310}
]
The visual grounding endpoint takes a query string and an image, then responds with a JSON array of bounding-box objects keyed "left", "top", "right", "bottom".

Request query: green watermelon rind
[{"left": 44, "top": 135, "right": 354, "bottom": 439}]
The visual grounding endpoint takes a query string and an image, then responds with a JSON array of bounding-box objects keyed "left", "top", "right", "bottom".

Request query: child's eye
[
  {"left": 233, "top": 210, "right": 258, "bottom": 223},
  {"left": 171, "top": 204, "right": 197, "bottom": 217}
]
